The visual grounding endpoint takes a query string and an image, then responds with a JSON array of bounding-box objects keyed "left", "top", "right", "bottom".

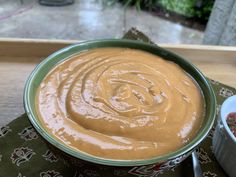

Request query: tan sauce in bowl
[{"left": 36, "top": 48, "right": 204, "bottom": 160}]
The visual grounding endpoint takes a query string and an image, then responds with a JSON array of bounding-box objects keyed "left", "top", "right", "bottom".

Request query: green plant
[
  {"left": 158, "top": 0, "right": 196, "bottom": 17},
  {"left": 194, "top": 0, "right": 214, "bottom": 21},
  {"left": 158, "top": 0, "right": 214, "bottom": 20},
  {"left": 102, "top": 0, "right": 214, "bottom": 21},
  {"left": 101, "top": 0, "right": 159, "bottom": 10}
]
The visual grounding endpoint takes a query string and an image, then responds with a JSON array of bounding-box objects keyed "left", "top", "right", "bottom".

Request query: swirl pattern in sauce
[{"left": 36, "top": 48, "right": 204, "bottom": 160}]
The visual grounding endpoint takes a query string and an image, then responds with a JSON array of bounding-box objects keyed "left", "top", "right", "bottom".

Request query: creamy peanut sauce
[{"left": 36, "top": 48, "right": 204, "bottom": 160}]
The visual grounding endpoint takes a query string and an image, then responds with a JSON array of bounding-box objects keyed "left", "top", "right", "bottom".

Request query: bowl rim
[
  {"left": 24, "top": 39, "right": 216, "bottom": 166},
  {"left": 220, "top": 95, "right": 236, "bottom": 143}
]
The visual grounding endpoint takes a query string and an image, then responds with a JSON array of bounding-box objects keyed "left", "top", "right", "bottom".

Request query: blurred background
[{"left": 1, "top": 0, "right": 235, "bottom": 45}]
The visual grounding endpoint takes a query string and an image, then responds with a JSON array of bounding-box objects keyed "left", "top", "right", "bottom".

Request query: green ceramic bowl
[{"left": 24, "top": 39, "right": 216, "bottom": 177}]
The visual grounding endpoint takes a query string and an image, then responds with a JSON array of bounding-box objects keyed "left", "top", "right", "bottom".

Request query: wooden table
[{"left": 1, "top": 38, "right": 236, "bottom": 126}]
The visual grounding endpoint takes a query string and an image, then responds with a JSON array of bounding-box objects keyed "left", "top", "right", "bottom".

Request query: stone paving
[{"left": 0, "top": 0, "right": 203, "bottom": 44}]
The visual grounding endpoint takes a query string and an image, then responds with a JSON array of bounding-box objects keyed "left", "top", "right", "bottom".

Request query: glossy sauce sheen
[{"left": 36, "top": 48, "right": 204, "bottom": 160}]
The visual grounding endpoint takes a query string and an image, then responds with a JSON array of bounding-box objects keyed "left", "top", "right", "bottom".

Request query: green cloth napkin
[{"left": 0, "top": 28, "right": 234, "bottom": 177}]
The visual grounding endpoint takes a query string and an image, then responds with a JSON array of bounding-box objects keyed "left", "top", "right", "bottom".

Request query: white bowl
[{"left": 213, "top": 95, "right": 236, "bottom": 177}]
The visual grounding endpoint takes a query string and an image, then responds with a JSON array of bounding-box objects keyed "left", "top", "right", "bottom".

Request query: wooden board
[{"left": 1, "top": 38, "right": 236, "bottom": 126}]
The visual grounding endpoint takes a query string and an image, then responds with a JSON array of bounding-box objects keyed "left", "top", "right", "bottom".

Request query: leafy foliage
[
  {"left": 158, "top": 0, "right": 214, "bottom": 20},
  {"left": 102, "top": 0, "right": 214, "bottom": 21},
  {"left": 101, "top": 0, "right": 159, "bottom": 10}
]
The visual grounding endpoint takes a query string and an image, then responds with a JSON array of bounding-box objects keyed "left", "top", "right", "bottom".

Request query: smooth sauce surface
[{"left": 36, "top": 48, "right": 204, "bottom": 160}]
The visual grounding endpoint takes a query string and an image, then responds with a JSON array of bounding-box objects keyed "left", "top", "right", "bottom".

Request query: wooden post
[
  {"left": 203, "top": 0, "right": 236, "bottom": 45},
  {"left": 219, "top": 2, "right": 236, "bottom": 46}
]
